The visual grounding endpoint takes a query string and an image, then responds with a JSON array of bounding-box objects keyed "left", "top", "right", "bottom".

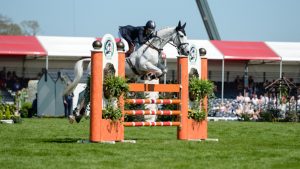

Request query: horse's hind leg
[
  {"left": 68, "top": 98, "right": 89, "bottom": 123},
  {"left": 74, "top": 98, "right": 87, "bottom": 123},
  {"left": 68, "top": 99, "right": 84, "bottom": 124},
  {"left": 69, "top": 89, "right": 88, "bottom": 123}
]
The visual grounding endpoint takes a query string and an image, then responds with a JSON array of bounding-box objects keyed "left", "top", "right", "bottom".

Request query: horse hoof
[
  {"left": 75, "top": 115, "right": 83, "bottom": 123},
  {"left": 150, "top": 74, "right": 157, "bottom": 80},
  {"left": 68, "top": 115, "right": 75, "bottom": 124},
  {"left": 140, "top": 75, "right": 147, "bottom": 80},
  {"left": 79, "top": 108, "right": 86, "bottom": 116}
]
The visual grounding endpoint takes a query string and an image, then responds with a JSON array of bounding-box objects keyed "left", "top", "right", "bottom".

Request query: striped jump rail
[
  {"left": 124, "top": 110, "right": 181, "bottom": 116},
  {"left": 128, "top": 83, "right": 181, "bottom": 92},
  {"left": 123, "top": 121, "right": 181, "bottom": 127},
  {"left": 125, "top": 99, "right": 181, "bottom": 104}
]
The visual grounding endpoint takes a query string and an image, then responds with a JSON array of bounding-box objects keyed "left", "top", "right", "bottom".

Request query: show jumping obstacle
[{"left": 90, "top": 34, "right": 208, "bottom": 143}]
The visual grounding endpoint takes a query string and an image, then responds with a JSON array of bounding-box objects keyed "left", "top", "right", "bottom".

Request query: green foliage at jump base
[
  {"left": 0, "top": 103, "right": 21, "bottom": 123},
  {"left": 103, "top": 75, "right": 129, "bottom": 121},
  {"left": 188, "top": 77, "right": 214, "bottom": 121}
]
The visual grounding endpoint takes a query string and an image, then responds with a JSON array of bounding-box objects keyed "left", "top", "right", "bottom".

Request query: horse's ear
[
  {"left": 178, "top": 21, "right": 182, "bottom": 28},
  {"left": 182, "top": 22, "right": 186, "bottom": 29}
]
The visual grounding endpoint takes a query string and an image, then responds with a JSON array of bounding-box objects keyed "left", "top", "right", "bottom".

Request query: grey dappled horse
[
  {"left": 64, "top": 21, "right": 190, "bottom": 123},
  {"left": 125, "top": 21, "right": 189, "bottom": 80}
]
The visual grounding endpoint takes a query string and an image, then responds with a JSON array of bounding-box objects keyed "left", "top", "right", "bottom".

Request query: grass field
[{"left": 0, "top": 118, "right": 299, "bottom": 169}]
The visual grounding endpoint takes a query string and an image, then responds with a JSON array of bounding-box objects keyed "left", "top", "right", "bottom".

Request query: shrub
[
  {"left": 188, "top": 108, "right": 206, "bottom": 122},
  {"left": 102, "top": 103, "right": 122, "bottom": 121},
  {"left": 102, "top": 75, "right": 129, "bottom": 121},
  {"left": 0, "top": 103, "right": 22, "bottom": 123},
  {"left": 239, "top": 113, "right": 251, "bottom": 121},
  {"left": 103, "top": 74, "right": 129, "bottom": 99},
  {"left": 0, "top": 110, "right": 3, "bottom": 120},
  {"left": 5, "top": 105, "right": 12, "bottom": 120},
  {"left": 20, "top": 102, "right": 32, "bottom": 118},
  {"left": 284, "top": 111, "right": 299, "bottom": 122},
  {"left": 259, "top": 111, "right": 273, "bottom": 122},
  {"left": 188, "top": 77, "right": 214, "bottom": 121},
  {"left": 11, "top": 115, "right": 22, "bottom": 123},
  {"left": 259, "top": 108, "right": 281, "bottom": 122}
]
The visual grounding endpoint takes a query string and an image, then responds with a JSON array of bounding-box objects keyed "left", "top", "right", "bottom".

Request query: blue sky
[{"left": 1, "top": 0, "right": 300, "bottom": 42}]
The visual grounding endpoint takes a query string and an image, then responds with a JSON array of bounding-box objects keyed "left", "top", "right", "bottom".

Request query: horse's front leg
[
  {"left": 143, "top": 61, "right": 163, "bottom": 80},
  {"left": 156, "top": 61, "right": 168, "bottom": 78}
]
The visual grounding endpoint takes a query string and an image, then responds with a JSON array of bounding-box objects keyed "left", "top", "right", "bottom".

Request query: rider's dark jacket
[{"left": 119, "top": 25, "right": 152, "bottom": 45}]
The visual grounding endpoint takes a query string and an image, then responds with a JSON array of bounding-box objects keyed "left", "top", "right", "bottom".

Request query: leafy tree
[
  {"left": 0, "top": 14, "right": 23, "bottom": 35},
  {"left": 0, "top": 14, "right": 40, "bottom": 35},
  {"left": 21, "top": 20, "right": 40, "bottom": 35}
]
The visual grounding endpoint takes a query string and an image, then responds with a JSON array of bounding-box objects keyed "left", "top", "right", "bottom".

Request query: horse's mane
[
  {"left": 156, "top": 26, "right": 175, "bottom": 32},
  {"left": 155, "top": 26, "right": 186, "bottom": 36},
  {"left": 157, "top": 24, "right": 186, "bottom": 36},
  {"left": 155, "top": 27, "right": 176, "bottom": 38}
]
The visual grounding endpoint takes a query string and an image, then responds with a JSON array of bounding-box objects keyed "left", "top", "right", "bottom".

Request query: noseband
[{"left": 168, "top": 32, "right": 189, "bottom": 55}]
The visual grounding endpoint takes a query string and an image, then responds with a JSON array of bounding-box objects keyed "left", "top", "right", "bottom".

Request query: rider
[{"left": 119, "top": 20, "right": 156, "bottom": 57}]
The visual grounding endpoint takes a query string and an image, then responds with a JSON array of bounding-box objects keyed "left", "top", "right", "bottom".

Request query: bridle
[
  {"left": 144, "top": 30, "right": 188, "bottom": 55},
  {"left": 143, "top": 32, "right": 163, "bottom": 54},
  {"left": 172, "top": 31, "right": 189, "bottom": 55}
]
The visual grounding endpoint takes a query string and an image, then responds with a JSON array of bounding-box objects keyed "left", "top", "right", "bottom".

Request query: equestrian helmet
[{"left": 145, "top": 20, "right": 156, "bottom": 30}]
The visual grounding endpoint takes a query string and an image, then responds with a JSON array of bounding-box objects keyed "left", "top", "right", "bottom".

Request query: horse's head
[{"left": 173, "top": 21, "right": 189, "bottom": 56}]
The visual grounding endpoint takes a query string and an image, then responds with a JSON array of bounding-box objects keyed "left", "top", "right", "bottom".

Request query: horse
[
  {"left": 125, "top": 21, "right": 189, "bottom": 80},
  {"left": 64, "top": 21, "right": 190, "bottom": 123}
]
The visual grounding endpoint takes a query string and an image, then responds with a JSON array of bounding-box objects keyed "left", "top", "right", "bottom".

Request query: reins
[{"left": 143, "top": 31, "right": 187, "bottom": 55}]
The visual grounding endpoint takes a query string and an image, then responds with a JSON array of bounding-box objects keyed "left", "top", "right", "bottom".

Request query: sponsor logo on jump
[
  {"left": 189, "top": 46, "right": 198, "bottom": 64},
  {"left": 103, "top": 38, "right": 114, "bottom": 59}
]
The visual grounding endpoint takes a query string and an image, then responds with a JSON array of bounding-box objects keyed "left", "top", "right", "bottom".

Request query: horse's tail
[{"left": 63, "top": 58, "right": 91, "bottom": 96}]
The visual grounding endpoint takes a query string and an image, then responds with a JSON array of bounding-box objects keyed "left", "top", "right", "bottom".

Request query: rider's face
[{"left": 145, "top": 29, "right": 154, "bottom": 35}]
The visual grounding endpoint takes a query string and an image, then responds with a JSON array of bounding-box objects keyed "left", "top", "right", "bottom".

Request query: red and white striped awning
[
  {"left": 210, "top": 40, "right": 281, "bottom": 61},
  {"left": 1, "top": 35, "right": 300, "bottom": 62},
  {"left": 0, "top": 35, "right": 47, "bottom": 56}
]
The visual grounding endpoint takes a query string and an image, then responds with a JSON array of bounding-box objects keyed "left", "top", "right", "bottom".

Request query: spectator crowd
[
  {"left": 209, "top": 75, "right": 299, "bottom": 121},
  {"left": 0, "top": 68, "right": 28, "bottom": 92}
]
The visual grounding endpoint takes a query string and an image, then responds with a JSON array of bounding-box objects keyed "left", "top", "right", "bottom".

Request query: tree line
[{"left": 0, "top": 14, "right": 40, "bottom": 35}]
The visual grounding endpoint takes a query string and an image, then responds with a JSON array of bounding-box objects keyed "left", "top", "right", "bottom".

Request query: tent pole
[
  {"left": 279, "top": 59, "right": 282, "bottom": 79},
  {"left": 22, "top": 57, "right": 25, "bottom": 78},
  {"left": 279, "top": 59, "right": 282, "bottom": 98},
  {"left": 46, "top": 55, "right": 49, "bottom": 70},
  {"left": 244, "top": 62, "right": 249, "bottom": 97},
  {"left": 221, "top": 58, "right": 224, "bottom": 104}
]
